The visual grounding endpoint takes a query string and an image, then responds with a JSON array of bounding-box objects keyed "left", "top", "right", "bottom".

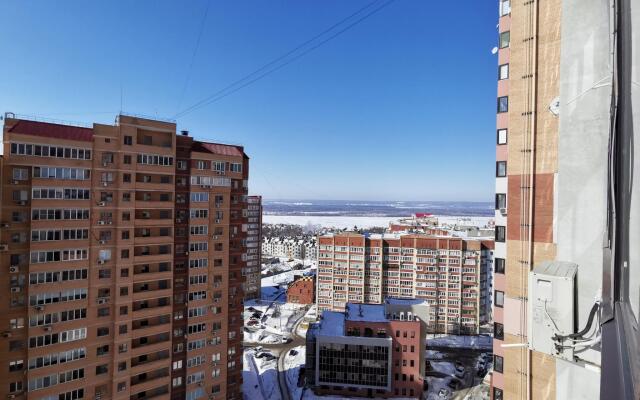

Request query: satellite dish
[{"left": 491, "top": 47, "right": 498, "bottom": 55}]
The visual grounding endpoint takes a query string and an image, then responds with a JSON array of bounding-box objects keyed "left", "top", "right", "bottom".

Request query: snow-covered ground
[
  {"left": 284, "top": 346, "right": 306, "bottom": 400},
  {"left": 263, "top": 214, "right": 493, "bottom": 229},
  {"left": 243, "top": 348, "right": 281, "bottom": 400},
  {"left": 262, "top": 266, "right": 314, "bottom": 287},
  {"left": 244, "top": 302, "right": 308, "bottom": 344}
]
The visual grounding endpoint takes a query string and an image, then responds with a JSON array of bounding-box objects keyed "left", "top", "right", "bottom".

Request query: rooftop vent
[{"left": 181, "top": 130, "right": 189, "bottom": 136}]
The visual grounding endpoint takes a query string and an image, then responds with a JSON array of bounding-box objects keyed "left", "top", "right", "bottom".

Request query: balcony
[{"left": 131, "top": 332, "right": 171, "bottom": 350}]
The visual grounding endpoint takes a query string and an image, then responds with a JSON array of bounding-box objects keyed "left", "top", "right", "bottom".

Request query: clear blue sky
[{"left": 0, "top": 0, "right": 498, "bottom": 202}]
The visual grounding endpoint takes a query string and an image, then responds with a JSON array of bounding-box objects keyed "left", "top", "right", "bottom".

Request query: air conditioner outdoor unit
[
  {"left": 0, "top": 244, "right": 9, "bottom": 251},
  {"left": 11, "top": 180, "right": 19, "bottom": 185},
  {"left": 102, "top": 182, "right": 108, "bottom": 187},
  {"left": 34, "top": 305, "right": 44, "bottom": 311},
  {"left": 102, "top": 162, "right": 108, "bottom": 167},
  {"left": 97, "top": 298, "right": 108, "bottom": 304},
  {"left": 10, "top": 287, "right": 21, "bottom": 293},
  {"left": 99, "top": 240, "right": 106, "bottom": 245},
  {"left": 97, "top": 259, "right": 106, "bottom": 264},
  {"left": 17, "top": 201, "right": 27, "bottom": 206},
  {"left": 43, "top": 326, "right": 52, "bottom": 332},
  {"left": 1, "top": 331, "right": 12, "bottom": 338},
  {"left": 7, "top": 393, "right": 16, "bottom": 399},
  {"left": 98, "top": 201, "right": 106, "bottom": 207},
  {"left": 98, "top": 220, "right": 105, "bottom": 225},
  {"left": 499, "top": 208, "right": 507, "bottom": 216},
  {"left": 9, "top": 267, "right": 18, "bottom": 273},
  {"left": 215, "top": 219, "right": 221, "bottom": 224},
  {"left": 1, "top": 223, "right": 9, "bottom": 228},
  {"left": 184, "top": 251, "right": 189, "bottom": 256}
]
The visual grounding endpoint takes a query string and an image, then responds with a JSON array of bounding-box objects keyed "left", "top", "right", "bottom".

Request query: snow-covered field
[{"left": 263, "top": 214, "right": 493, "bottom": 229}]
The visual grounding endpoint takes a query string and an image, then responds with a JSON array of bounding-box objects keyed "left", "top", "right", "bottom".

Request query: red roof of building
[
  {"left": 8, "top": 120, "right": 93, "bottom": 142},
  {"left": 191, "top": 141, "right": 244, "bottom": 157},
  {"left": 414, "top": 213, "right": 433, "bottom": 218}
]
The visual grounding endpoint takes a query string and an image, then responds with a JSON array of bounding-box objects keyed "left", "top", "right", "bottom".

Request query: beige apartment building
[
  {"left": 316, "top": 233, "right": 493, "bottom": 335},
  {"left": 0, "top": 114, "right": 248, "bottom": 400}
]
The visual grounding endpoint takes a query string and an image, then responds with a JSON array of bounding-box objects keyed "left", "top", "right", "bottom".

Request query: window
[
  {"left": 495, "top": 193, "right": 507, "bottom": 210},
  {"left": 9, "top": 381, "right": 22, "bottom": 393},
  {"left": 497, "top": 128, "right": 507, "bottom": 144},
  {"left": 495, "top": 290, "right": 505, "bottom": 308},
  {"left": 496, "top": 161, "right": 507, "bottom": 177},
  {"left": 499, "top": 0, "right": 510, "bottom": 16},
  {"left": 495, "top": 258, "right": 505, "bottom": 274},
  {"left": 494, "top": 387, "right": 504, "bottom": 400},
  {"left": 196, "top": 160, "right": 206, "bottom": 170},
  {"left": 12, "top": 168, "right": 28, "bottom": 180},
  {"left": 499, "top": 31, "right": 510, "bottom": 48},
  {"left": 494, "top": 322, "right": 504, "bottom": 340},
  {"left": 123, "top": 173, "right": 131, "bottom": 183},
  {"left": 123, "top": 154, "right": 131, "bottom": 164},
  {"left": 497, "top": 96, "right": 508, "bottom": 113},
  {"left": 177, "top": 160, "right": 188, "bottom": 170},
  {"left": 494, "top": 355, "right": 504, "bottom": 373},
  {"left": 495, "top": 226, "right": 506, "bottom": 242},
  {"left": 230, "top": 163, "right": 242, "bottom": 173},
  {"left": 499, "top": 64, "right": 509, "bottom": 80},
  {"left": 124, "top": 136, "right": 132, "bottom": 145}
]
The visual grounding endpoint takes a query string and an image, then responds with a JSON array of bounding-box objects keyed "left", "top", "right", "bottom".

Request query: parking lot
[{"left": 425, "top": 346, "right": 491, "bottom": 400}]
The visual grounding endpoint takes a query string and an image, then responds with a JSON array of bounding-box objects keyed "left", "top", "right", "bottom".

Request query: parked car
[
  {"left": 255, "top": 346, "right": 263, "bottom": 352},
  {"left": 438, "top": 388, "right": 451, "bottom": 398},
  {"left": 281, "top": 337, "right": 292, "bottom": 344},
  {"left": 454, "top": 369, "right": 465, "bottom": 379},
  {"left": 247, "top": 307, "right": 258, "bottom": 312},
  {"left": 247, "top": 320, "right": 258, "bottom": 326},
  {"left": 447, "top": 379, "right": 461, "bottom": 390},
  {"left": 289, "top": 349, "right": 298, "bottom": 356}
]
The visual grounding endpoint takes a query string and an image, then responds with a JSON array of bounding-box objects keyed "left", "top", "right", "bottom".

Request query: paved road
[{"left": 276, "top": 313, "right": 307, "bottom": 400}]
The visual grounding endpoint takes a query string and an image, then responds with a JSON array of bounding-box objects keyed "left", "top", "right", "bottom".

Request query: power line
[
  {"left": 176, "top": 0, "right": 212, "bottom": 111},
  {"left": 173, "top": 0, "right": 395, "bottom": 119}
]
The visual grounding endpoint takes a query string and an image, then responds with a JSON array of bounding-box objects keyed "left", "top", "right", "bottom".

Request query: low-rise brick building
[
  {"left": 287, "top": 275, "right": 315, "bottom": 304},
  {"left": 306, "top": 299, "right": 428, "bottom": 399}
]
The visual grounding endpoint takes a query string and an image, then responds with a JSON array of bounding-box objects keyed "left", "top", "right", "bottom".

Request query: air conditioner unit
[
  {"left": 97, "top": 297, "right": 108, "bottom": 304},
  {"left": 215, "top": 219, "right": 221, "bottom": 224},
  {"left": 106, "top": 221, "right": 112, "bottom": 225},
  {"left": 1, "top": 331, "right": 12, "bottom": 338},
  {"left": 34, "top": 305, "right": 44, "bottom": 311},
  {"left": 43, "top": 326, "right": 52, "bottom": 332},
  {"left": 97, "top": 259, "right": 106, "bottom": 265},
  {"left": 98, "top": 201, "right": 106, "bottom": 207},
  {"left": 10, "top": 287, "right": 21, "bottom": 293},
  {"left": 99, "top": 240, "right": 106, "bottom": 245},
  {"left": 98, "top": 220, "right": 105, "bottom": 225},
  {"left": 198, "top": 382, "right": 203, "bottom": 387},
  {"left": 212, "top": 235, "right": 219, "bottom": 240},
  {"left": 499, "top": 208, "right": 507, "bottom": 216},
  {"left": 9, "top": 266, "right": 18, "bottom": 273},
  {"left": 102, "top": 182, "right": 108, "bottom": 187},
  {"left": 1, "top": 223, "right": 9, "bottom": 228},
  {"left": 11, "top": 180, "right": 19, "bottom": 185},
  {"left": 17, "top": 201, "right": 27, "bottom": 206},
  {"left": 102, "top": 162, "right": 108, "bottom": 167},
  {"left": 0, "top": 244, "right": 9, "bottom": 251},
  {"left": 184, "top": 251, "right": 189, "bottom": 256}
]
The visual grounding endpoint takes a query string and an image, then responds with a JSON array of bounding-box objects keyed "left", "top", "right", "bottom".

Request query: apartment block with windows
[
  {"left": 0, "top": 114, "right": 248, "bottom": 400},
  {"left": 243, "top": 196, "right": 262, "bottom": 300},
  {"left": 306, "top": 299, "right": 427, "bottom": 399},
  {"left": 316, "top": 232, "right": 493, "bottom": 335},
  {"left": 492, "top": 0, "right": 511, "bottom": 398}
]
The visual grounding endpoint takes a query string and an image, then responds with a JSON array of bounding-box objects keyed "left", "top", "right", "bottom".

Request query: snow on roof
[
  {"left": 318, "top": 311, "right": 345, "bottom": 337},
  {"left": 385, "top": 297, "right": 429, "bottom": 306},
  {"left": 345, "top": 303, "right": 387, "bottom": 322}
]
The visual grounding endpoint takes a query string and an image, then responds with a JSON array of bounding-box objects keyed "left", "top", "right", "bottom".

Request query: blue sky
[{"left": 0, "top": 1, "right": 498, "bottom": 201}]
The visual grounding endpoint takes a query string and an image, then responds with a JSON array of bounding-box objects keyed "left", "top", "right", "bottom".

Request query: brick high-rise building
[
  {"left": 243, "top": 196, "right": 262, "bottom": 301},
  {"left": 316, "top": 232, "right": 493, "bottom": 335},
  {"left": 0, "top": 114, "right": 248, "bottom": 400}
]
